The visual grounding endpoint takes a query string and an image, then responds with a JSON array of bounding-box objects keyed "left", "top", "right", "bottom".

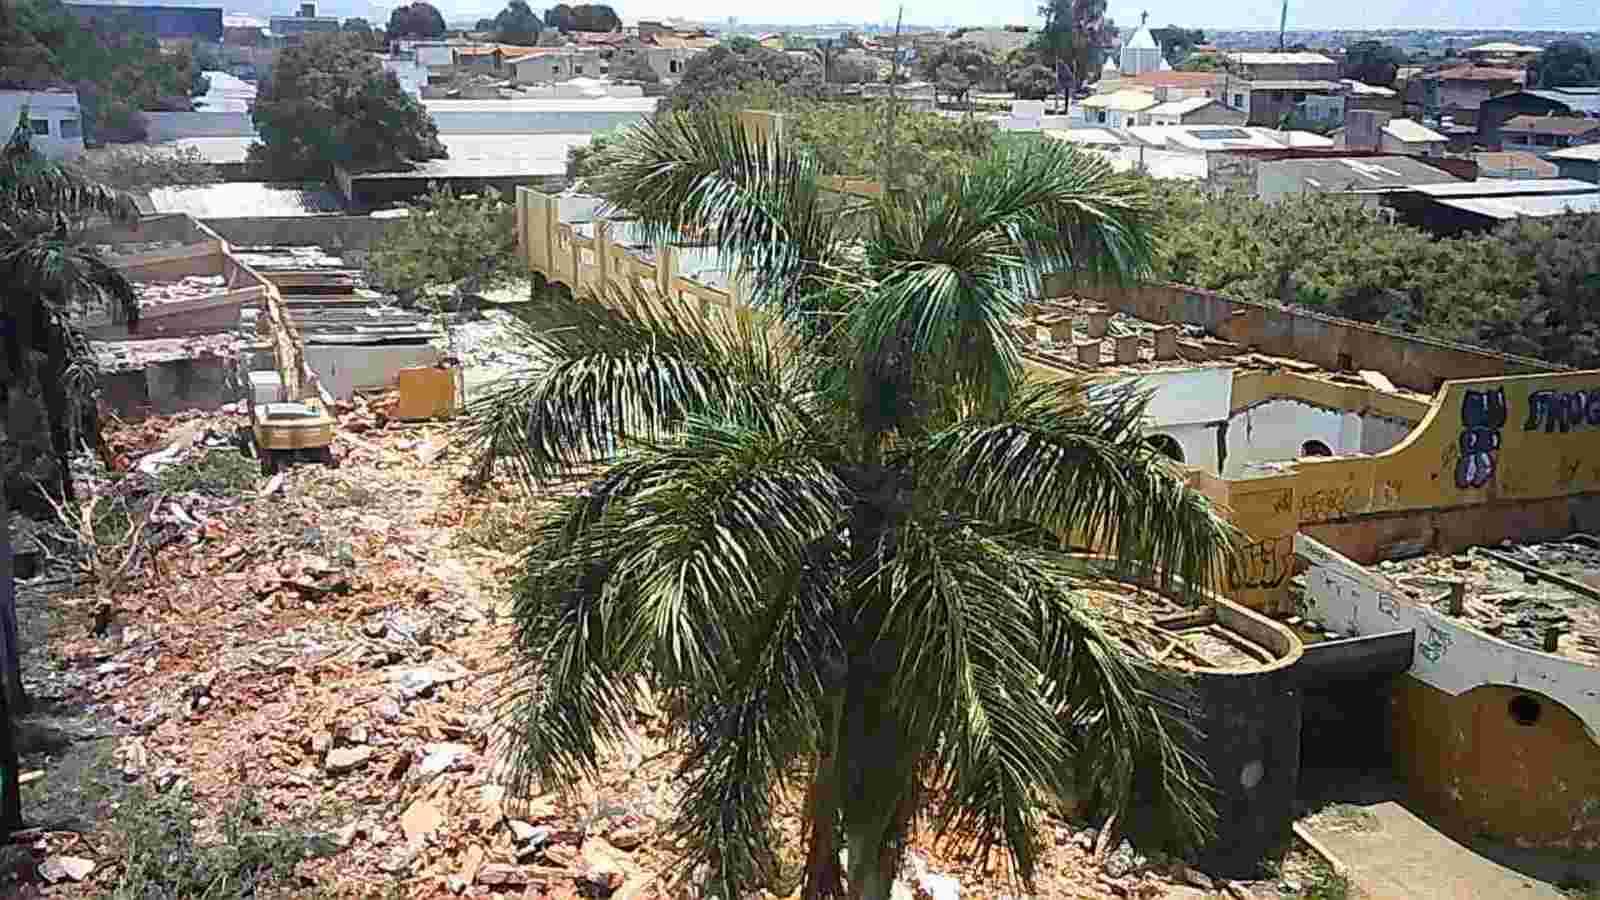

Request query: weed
[
  {"left": 1559, "top": 877, "right": 1600, "bottom": 900},
  {"left": 1296, "top": 860, "right": 1352, "bottom": 900},
  {"left": 156, "top": 450, "right": 258, "bottom": 497},
  {"left": 454, "top": 501, "right": 537, "bottom": 554},
  {"left": 109, "top": 785, "right": 333, "bottom": 900}
]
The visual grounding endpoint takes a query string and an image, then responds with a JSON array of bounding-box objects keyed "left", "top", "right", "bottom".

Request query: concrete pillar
[
  {"left": 1447, "top": 582, "right": 1465, "bottom": 616},
  {"left": 1154, "top": 326, "right": 1178, "bottom": 360},
  {"left": 1086, "top": 309, "right": 1110, "bottom": 339},
  {"left": 593, "top": 219, "right": 611, "bottom": 289},
  {"left": 1076, "top": 341, "right": 1101, "bottom": 367},
  {"left": 655, "top": 245, "right": 676, "bottom": 297},
  {"left": 1115, "top": 333, "right": 1140, "bottom": 364}
]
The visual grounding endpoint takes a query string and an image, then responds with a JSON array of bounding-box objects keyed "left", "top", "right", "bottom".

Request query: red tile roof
[
  {"left": 1473, "top": 151, "right": 1559, "bottom": 178},
  {"left": 1502, "top": 115, "right": 1600, "bottom": 135},
  {"left": 1121, "top": 71, "right": 1224, "bottom": 89}
]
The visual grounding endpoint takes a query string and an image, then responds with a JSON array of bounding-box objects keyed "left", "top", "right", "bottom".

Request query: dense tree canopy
[
  {"left": 249, "top": 34, "right": 444, "bottom": 178},
  {"left": 493, "top": 0, "right": 542, "bottom": 45},
  {"left": 366, "top": 186, "right": 518, "bottom": 303},
  {"left": 1033, "top": 0, "right": 1115, "bottom": 91},
  {"left": 1528, "top": 40, "right": 1600, "bottom": 88},
  {"left": 920, "top": 43, "right": 998, "bottom": 106},
  {"left": 1341, "top": 40, "right": 1407, "bottom": 87},
  {"left": 609, "top": 52, "right": 660, "bottom": 84},
  {"left": 341, "top": 17, "right": 384, "bottom": 49},
  {"left": 1008, "top": 62, "right": 1057, "bottom": 99},
  {"left": 0, "top": 0, "right": 206, "bottom": 143},
  {"left": 70, "top": 145, "right": 217, "bottom": 192},
  {"left": 543, "top": 3, "right": 620, "bottom": 33},
  {"left": 1150, "top": 26, "right": 1203, "bottom": 66},
  {"left": 386, "top": 1, "right": 446, "bottom": 38},
  {"left": 657, "top": 45, "right": 820, "bottom": 115}
]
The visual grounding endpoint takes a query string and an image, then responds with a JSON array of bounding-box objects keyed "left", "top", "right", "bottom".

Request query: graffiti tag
[
  {"left": 1419, "top": 623, "right": 1454, "bottom": 663},
  {"left": 1525, "top": 389, "right": 1600, "bottom": 433},
  {"left": 1299, "top": 486, "right": 1355, "bottom": 522},
  {"left": 1455, "top": 388, "right": 1506, "bottom": 489},
  {"left": 1229, "top": 535, "right": 1295, "bottom": 590}
]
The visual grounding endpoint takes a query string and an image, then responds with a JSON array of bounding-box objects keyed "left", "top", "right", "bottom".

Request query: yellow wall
[
  {"left": 1389, "top": 678, "right": 1600, "bottom": 851},
  {"left": 1220, "top": 370, "right": 1600, "bottom": 611}
]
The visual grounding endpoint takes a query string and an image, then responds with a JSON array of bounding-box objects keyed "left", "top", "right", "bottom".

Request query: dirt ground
[{"left": 6, "top": 403, "right": 1334, "bottom": 900}]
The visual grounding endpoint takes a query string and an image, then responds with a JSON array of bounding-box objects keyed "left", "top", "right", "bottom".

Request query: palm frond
[
  {"left": 847, "top": 139, "right": 1157, "bottom": 428},
  {"left": 913, "top": 378, "right": 1236, "bottom": 597},
  {"left": 2, "top": 121, "right": 138, "bottom": 223},
  {"left": 586, "top": 112, "right": 858, "bottom": 328},
  {"left": 463, "top": 283, "right": 814, "bottom": 485},
  {"left": 496, "top": 414, "right": 848, "bottom": 794}
]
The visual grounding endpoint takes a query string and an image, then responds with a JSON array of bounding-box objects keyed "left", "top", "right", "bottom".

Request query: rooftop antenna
[{"left": 1277, "top": 0, "right": 1287, "bottom": 51}]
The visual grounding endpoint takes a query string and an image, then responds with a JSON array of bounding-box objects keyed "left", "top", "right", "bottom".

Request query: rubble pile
[
  {"left": 132, "top": 274, "right": 230, "bottom": 308},
  {"left": 17, "top": 406, "right": 1275, "bottom": 900},
  {"left": 1382, "top": 542, "right": 1600, "bottom": 663}
]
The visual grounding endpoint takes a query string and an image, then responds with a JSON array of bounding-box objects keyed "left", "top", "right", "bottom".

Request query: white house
[
  {"left": 1077, "top": 89, "right": 1158, "bottom": 128},
  {"left": 0, "top": 89, "right": 85, "bottom": 158}
]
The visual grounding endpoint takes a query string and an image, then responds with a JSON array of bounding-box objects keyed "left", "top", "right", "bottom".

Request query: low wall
[
  {"left": 144, "top": 111, "right": 255, "bottom": 140},
  {"left": 1057, "top": 280, "right": 1552, "bottom": 395},
  {"left": 201, "top": 216, "right": 401, "bottom": 251},
  {"left": 303, "top": 343, "right": 442, "bottom": 400},
  {"left": 100, "top": 356, "right": 235, "bottom": 417}
]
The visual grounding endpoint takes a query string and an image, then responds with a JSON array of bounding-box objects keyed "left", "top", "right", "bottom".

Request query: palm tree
[
  {"left": 1, "top": 117, "right": 137, "bottom": 733},
  {"left": 469, "top": 113, "right": 1235, "bottom": 900}
]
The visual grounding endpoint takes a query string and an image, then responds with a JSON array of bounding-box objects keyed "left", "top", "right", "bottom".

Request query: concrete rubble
[
  {"left": 132, "top": 274, "right": 229, "bottom": 308},
  {"left": 10, "top": 405, "right": 1305, "bottom": 900}
]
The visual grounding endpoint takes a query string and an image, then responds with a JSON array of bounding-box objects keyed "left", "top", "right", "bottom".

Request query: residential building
[
  {"left": 510, "top": 47, "right": 607, "bottom": 83},
  {"left": 1462, "top": 41, "right": 1541, "bottom": 64},
  {"left": 1243, "top": 154, "right": 1463, "bottom": 204},
  {"left": 1500, "top": 115, "right": 1600, "bottom": 158},
  {"left": 1341, "top": 79, "right": 1403, "bottom": 116},
  {"left": 1077, "top": 89, "right": 1158, "bottom": 128},
  {"left": 1418, "top": 65, "right": 1524, "bottom": 126},
  {"left": 1548, "top": 144, "right": 1600, "bottom": 183},
  {"left": 1474, "top": 150, "right": 1558, "bottom": 179},
  {"left": 67, "top": 3, "right": 223, "bottom": 43},
  {"left": 1224, "top": 51, "right": 1339, "bottom": 82},
  {"left": 1340, "top": 111, "right": 1448, "bottom": 157},
  {"left": 1477, "top": 87, "right": 1600, "bottom": 148},
  {"left": 1240, "top": 80, "right": 1347, "bottom": 127},
  {"left": 1144, "top": 97, "right": 1246, "bottom": 127},
  {"left": 1118, "top": 70, "right": 1226, "bottom": 102},
  {"left": 269, "top": 3, "right": 341, "bottom": 47},
  {"left": 0, "top": 89, "right": 85, "bottom": 158}
]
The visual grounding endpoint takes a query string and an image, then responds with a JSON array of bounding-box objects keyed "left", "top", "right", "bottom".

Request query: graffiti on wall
[
  {"left": 1525, "top": 389, "right": 1600, "bottom": 433},
  {"left": 1229, "top": 535, "right": 1295, "bottom": 589},
  {"left": 1456, "top": 388, "right": 1506, "bottom": 489},
  {"left": 1300, "top": 485, "right": 1355, "bottom": 521}
]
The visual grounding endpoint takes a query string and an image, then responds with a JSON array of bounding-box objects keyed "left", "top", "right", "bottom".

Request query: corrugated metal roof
[
  {"left": 1410, "top": 178, "right": 1596, "bottom": 197},
  {"left": 147, "top": 183, "right": 344, "bottom": 218},
  {"left": 354, "top": 133, "right": 590, "bottom": 180},
  {"left": 1227, "top": 52, "right": 1336, "bottom": 66},
  {"left": 1145, "top": 97, "right": 1216, "bottom": 117},
  {"left": 1549, "top": 144, "right": 1600, "bottom": 162},
  {"left": 1434, "top": 193, "right": 1600, "bottom": 219},
  {"left": 1246, "top": 80, "right": 1343, "bottom": 91},
  {"left": 1474, "top": 151, "right": 1559, "bottom": 178},
  {"left": 1525, "top": 89, "right": 1600, "bottom": 115},
  {"left": 1266, "top": 156, "right": 1463, "bottom": 190},
  {"left": 1424, "top": 66, "right": 1525, "bottom": 82},
  {"left": 1502, "top": 115, "right": 1600, "bottom": 135},
  {"left": 1383, "top": 119, "right": 1447, "bottom": 143}
]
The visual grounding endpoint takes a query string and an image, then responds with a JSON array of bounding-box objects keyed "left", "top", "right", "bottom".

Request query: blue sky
[{"left": 604, "top": 0, "right": 1598, "bottom": 31}]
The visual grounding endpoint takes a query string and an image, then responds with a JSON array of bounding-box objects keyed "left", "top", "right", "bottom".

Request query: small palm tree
[
  {"left": 470, "top": 114, "right": 1235, "bottom": 900},
  {"left": 1, "top": 118, "right": 138, "bottom": 748}
]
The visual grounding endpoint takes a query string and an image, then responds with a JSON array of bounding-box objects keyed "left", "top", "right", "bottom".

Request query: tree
[
  {"left": 1528, "top": 41, "right": 1600, "bottom": 88},
  {"left": 824, "top": 52, "right": 877, "bottom": 84},
  {"left": 1460, "top": 214, "right": 1600, "bottom": 368},
  {"left": 920, "top": 43, "right": 996, "bottom": 107},
  {"left": 493, "top": 0, "right": 542, "bottom": 45},
  {"left": 609, "top": 52, "right": 660, "bottom": 84},
  {"left": 249, "top": 34, "right": 444, "bottom": 178},
  {"left": 342, "top": 17, "right": 385, "bottom": 50},
  {"left": 386, "top": 1, "right": 445, "bottom": 39},
  {"left": 1150, "top": 25, "right": 1203, "bottom": 66},
  {"left": 474, "top": 17, "right": 495, "bottom": 31},
  {"left": 2, "top": 121, "right": 139, "bottom": 733},
  {"left": 1034, "top": 0, "right": 1116, "bottom": 94},
  {"left": 657, "top": 45, "right": 820, "bottom": 115},
  {"left": 365, "top": 186, "right": 518, "bottom": 305},
  {"left": 1175, "top": 53, "right": 1219, "bottom": 71},
  {"left": 544, "top": 3, "right": 618, "bottom": 33},
  {"left": 471, "top": 113, "right": 1228, "bottom": 900},
  {"left": 1008, "top": 62, "right": 1056, "bottom": 99},
  {"left": 70, "top": 145, "right": 218, "bottom": 192},
  {"left": 1341, "top": 40, "right": 1407, "bottom": 87}
]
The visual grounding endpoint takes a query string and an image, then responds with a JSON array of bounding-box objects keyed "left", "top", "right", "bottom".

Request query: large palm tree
[
  {"left": 1, "top": 118, "right": 138, "bottom": 757},
  {"left": 469, "top": 114, "right": 1236, "bottom": 900}
]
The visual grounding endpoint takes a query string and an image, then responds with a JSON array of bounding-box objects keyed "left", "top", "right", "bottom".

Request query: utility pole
[
  {"left": 1278, "top": 0, "right": 1288, "bottom": 52},
  {"left": 881, "top": 5, "right": 904, "bottom": 194}
]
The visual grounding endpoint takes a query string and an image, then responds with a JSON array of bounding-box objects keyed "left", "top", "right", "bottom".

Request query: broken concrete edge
[{"left": 1290, "top": 822, "right": 1351, "bottom": 881}]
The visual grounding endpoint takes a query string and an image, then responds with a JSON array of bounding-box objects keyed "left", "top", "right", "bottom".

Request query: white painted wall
[
  {"left": 1295, "top": 534, "right": 1600, "bottom": 740},
  {"left": 1224, "top": 399, "right": 1416, "bottom": 477},
  {"left": 1102, "top": 367, "right": 1234, "bottom": 474},
  {"left": 0, "top": 90, "right": 85, "bottom": 158}
]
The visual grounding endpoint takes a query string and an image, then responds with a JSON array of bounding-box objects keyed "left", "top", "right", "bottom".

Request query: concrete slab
[{"left": 1303, "top": 799, "right": 1588, "bottom": 900}]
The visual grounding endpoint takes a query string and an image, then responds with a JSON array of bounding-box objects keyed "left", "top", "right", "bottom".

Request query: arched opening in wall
[
  {"left": 1300, "top": 439, "right": 1333, "bottom": 458},
  {"left": 1146, "top": 434, "right": 1184, "bottom": 463},
  {"left": 1509, "top": 694, "right": 1542, "bottom": 727}
]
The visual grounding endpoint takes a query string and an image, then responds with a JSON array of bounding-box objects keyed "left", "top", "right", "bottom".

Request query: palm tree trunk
[
  {"left": 802, "top": 748, "right": 843, "bottom": 900},
  {"left": 0, "top": 483, "right": 21, "bottom": 832}
]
